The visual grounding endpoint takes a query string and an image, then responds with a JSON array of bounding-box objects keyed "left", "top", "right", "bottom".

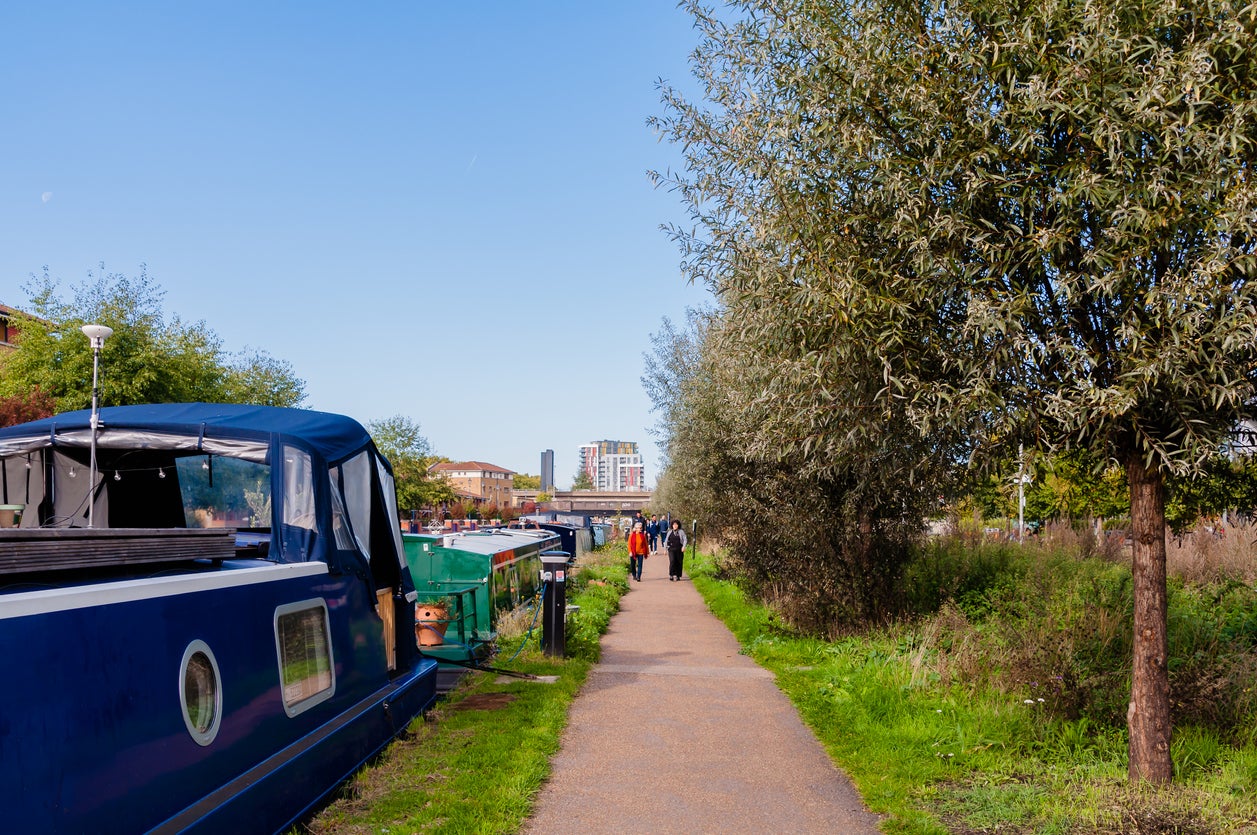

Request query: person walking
[
  {"left": 646, "top": 515, "right": 660, "bottom": 552},
  {"left": 627, "top": 521, "right": 650, "bottom": 582},
  {"left": 665, "top": 519, "right": 687, "bottom": 581},
  {"left": 632, "top": 510, "right": 648, "bottom": 536}
]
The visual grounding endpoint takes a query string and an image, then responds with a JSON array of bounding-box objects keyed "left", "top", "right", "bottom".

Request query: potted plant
[{"left": 415, "top": 597, "right": 451, "bottom": 646}]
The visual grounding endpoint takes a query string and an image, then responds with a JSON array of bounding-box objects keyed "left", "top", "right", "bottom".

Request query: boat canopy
[{"left": 0, "top": 403, "right": 411, "bottom": 590}]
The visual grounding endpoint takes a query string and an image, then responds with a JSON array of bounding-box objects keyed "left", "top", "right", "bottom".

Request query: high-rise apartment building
[
  {"left": 577, "top": 440, "right": 644, "bottom": 491},
  {"left": 540, "top": 449, "right": 555, "bottom": 492}
]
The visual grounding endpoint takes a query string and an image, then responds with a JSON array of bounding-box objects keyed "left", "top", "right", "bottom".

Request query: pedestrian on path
[
  {"left": 627, "top": 521, "right": 649, "bottom": 582},
  {"left": 646, "top": 514, "right": 660, "bottom": 552},
  {"left": 665, "top": 519, "right": 687, "bottom": 581},
  {"left": 523, "top": 518, "right": 882, "bottom": 835},
  {"left": 632, "top": 510, "right": 648, "bottom": 535}
]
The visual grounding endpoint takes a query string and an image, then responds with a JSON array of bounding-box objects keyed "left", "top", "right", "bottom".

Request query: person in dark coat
[
  {"left": 646, "top": 514, "right": 661, "bottom": 552},
  {"left": 631, "top": 511, "right": 648, "bottom": 536},
  {"left": 665, "top": 519, "right": 687, "bottom": 581}
]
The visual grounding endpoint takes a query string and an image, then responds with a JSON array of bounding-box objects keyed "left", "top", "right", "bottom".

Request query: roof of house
[{"left": 431, "top": 460, "right": 515, "bottom": 476}]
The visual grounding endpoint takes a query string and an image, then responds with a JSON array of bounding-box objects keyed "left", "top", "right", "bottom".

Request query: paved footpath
[{"left": 523, "top": 549, "right": 882, "bottom": 834}]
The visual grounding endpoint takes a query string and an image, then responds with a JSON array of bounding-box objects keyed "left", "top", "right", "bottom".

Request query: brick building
[{"left": 428, "top": 460, "right": 515, "bottom": 507}]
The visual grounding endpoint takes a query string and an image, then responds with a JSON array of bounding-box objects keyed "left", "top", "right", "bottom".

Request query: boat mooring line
[
  {"left": 421, "top": 652, "right": 542, "bottom": 680},
  {"left": 592, "top": 663, "right": 773, "bottom": 680}
]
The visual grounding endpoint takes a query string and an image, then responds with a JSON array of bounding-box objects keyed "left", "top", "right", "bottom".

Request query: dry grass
[
  {"left": 494, "top": 599, "right": 542, "bottom": 641},
  {"left": 1020, "top": 517, "right": 1257, "bottom": 585},
  {"left": 1031, "top": 519, "right": 1127, "bottom": 561},
  {"left": 1166, "top": 519, "right": 1257, "bottom": 585}
]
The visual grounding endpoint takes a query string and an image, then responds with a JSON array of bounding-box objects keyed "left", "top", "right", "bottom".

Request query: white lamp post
[
  {"left": 81, "top": 324, "right": 113, "bottom": 528},
  {"left": 1012, "top": 443, "right": 1033, "bottom": 542}
]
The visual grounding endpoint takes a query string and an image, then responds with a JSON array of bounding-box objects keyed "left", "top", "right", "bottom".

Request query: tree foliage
[
  {"left": 1166, "top": 453, "right": 1257, "bottom": 530},
  {"left": 365, "top": 414, "right": 456, "bottom": 515},
  {"left": 0, "top": 387, "right": 56, "bottom": 428},
  {"left": 654, "top": 0, "right": 1257, "bottom": 782},
  {"left": 513, "top": 473, "right": 541, "bottom": 490},
  {"left": 0, "top": 267, "right": 306, "bottom": 409},
  {"left": 970, "top": 449, "right": 1130, "bottom": 523},
  {"left": 646, "top": 309, "right": 939, "bottom": 628}
]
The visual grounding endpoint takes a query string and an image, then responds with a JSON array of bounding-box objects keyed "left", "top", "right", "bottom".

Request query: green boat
[{"left": 402, "top": 528, "right": 562, "bottom": 668}]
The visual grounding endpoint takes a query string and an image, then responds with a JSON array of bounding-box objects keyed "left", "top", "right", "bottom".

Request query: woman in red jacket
[{"left": 627, "top": 521, "right": 649, "bottom": 582}]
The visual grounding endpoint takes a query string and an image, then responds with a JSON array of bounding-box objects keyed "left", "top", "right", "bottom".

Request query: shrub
[{"left": 901, "top": 538, "right": 1257, "bottom": 737}]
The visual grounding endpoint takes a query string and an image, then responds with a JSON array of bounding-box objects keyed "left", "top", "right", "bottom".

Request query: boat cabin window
[
  {"left": 329, "top": 451, "right": 372, "bottom": 556},
  {"left": 176, "top": 455, "right": 271, "bottom": 529},
  {"left": 274, "top": 599, "right": 336, "bottom": 716},
  {"left": 180, "top": 640, "right": 223, "bottom": 746},
  {"left": 282, "top": 446, "right": 316, "bottom": 531}
]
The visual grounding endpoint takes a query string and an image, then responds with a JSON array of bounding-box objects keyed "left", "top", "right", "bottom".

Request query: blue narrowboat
[{"left": 0, "top": 403, "right": 439, "bottom": 834}]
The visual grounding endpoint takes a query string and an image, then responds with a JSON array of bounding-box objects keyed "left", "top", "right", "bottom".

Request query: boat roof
[
  {"left": 437, "top": 529, "right": 559, "bottom": 556},
  {"left": 0, "top": 403, "right": 377, "bottom": 465}
]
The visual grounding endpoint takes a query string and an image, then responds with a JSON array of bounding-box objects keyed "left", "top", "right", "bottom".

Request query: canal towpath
[{"left": 523, "top": 547, "right": 881, "bottom": 834}]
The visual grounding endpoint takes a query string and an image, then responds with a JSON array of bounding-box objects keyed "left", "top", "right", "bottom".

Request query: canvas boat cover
[{"left": 0, "top": 403, "right": 411, "bottom": 591}]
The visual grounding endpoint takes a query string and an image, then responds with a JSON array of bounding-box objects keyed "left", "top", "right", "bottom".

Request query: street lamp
[
  {"left": 1011, "top": 443, "right": 1033, "bottom": 543},
  {"left": 81, "top": 324, "right": 113, "bottom": 528}
]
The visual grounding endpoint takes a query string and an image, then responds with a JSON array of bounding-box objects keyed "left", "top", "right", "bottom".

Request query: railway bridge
[{"left": 544, "top": 490, "right": 653, "bottom": 515}]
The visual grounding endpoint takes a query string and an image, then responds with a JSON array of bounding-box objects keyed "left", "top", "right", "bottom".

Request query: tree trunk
[
  {"left": 1126, "top": 456, "right": 1173, "bottom": 783},
  {"left": 856, "top": 506, "right": 876, "bottom": 621}
]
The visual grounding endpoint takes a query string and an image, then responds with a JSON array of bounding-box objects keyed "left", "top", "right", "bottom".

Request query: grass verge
[
  {"left": 302, "top": 545, "right": 629, "bottom": 834},
  {"left": 690, "top": 552, "right": 1257, "bottom": 835}
]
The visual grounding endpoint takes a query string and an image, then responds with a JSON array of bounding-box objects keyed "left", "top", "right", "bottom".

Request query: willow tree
[
  {"left": 645, "top": 305, "right": 952, "bottom": 626},
  {"left": 656, "top": 0, "right": 1257, "bottom": 782}
]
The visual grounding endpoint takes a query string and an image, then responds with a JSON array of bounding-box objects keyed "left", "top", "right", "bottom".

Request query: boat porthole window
[{"left": 180, "top": 640, "right": 222, "bottom": 746}]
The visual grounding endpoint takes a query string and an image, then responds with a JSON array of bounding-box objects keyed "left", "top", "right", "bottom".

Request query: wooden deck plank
[{"left": 0, "top": 528, "right": 237, "bottom": 575}]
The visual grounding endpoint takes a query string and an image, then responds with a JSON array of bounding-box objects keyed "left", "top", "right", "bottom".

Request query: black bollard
[{"left": 539, "top": 551, "right": 570, "bottom": 657}]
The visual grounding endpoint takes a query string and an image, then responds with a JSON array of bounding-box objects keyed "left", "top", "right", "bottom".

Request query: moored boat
[
  {"left": 0, "top": 403, "right": 439, "bottom": 834},
  {"left": 402, "top": 527, "right": 561, "bottom": 669}
]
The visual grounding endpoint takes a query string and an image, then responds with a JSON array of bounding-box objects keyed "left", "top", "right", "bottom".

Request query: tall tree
[
  {"left": 657, "top": 0, "right": 1257, "bottom": 782},
  {"left": 1, "top": 266, "right": 306, "bottom": 408},
  {"left": 647, "top": 309, "right": 939, "bottom": 627},
  {"left": 366, "top": 415, "right": 455, "bottom": 515}
]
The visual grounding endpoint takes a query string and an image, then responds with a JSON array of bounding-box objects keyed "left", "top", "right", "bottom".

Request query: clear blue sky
[{"left": 0, "top": 2, "right": 712, "bottom": 489}]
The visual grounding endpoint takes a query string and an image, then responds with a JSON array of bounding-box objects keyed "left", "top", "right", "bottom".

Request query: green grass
[
  {"left": 689, "top": 552, "right": 1257, "bottom": 835},
  {"left": 302, "top": 546, "right": 630, "bottom": 834}
]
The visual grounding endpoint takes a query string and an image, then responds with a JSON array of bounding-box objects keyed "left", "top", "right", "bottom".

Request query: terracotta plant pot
[
  {"left": 415, "top": 603, "right": 449, "bottom": 647},
  {"left": 0, "top": 504, "right": 23, "bottom": 528}
]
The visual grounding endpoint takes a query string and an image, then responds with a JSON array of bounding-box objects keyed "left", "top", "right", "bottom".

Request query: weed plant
[
  {"left": 694, "top": 543, "right": 1257, "bottom": 834},
  {"left": 301, "top": 544, "right": 630, "bottom": 834},
  {"left": 900, "top": 537, "right": 1257, "bottom": 737}
]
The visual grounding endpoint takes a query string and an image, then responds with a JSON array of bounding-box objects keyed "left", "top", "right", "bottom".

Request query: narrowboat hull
[
  {"left": 1, "top": 557, "right": 438, "bottom": 834},
  {"left": 0, "top": 404, "right": 442, "bottom": 834}
]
